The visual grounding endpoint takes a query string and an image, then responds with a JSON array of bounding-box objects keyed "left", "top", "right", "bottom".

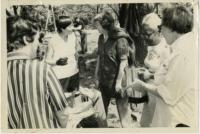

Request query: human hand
[
  {"left": 131, "top": 79, "right": 146, "bottom": 91},
  {"left": 115, "top": 82, "right": 126, "bottom": 98},
  {"left": 115, "top": 81, "right": 122, "bottom": 93},
  {"left": 143, "top": 70, "right": 153, "bottom": 81},
  {"left": 136, "top": 67, "right": 153, "bottom": 81},
  {"left": 56, "top": 57, "right": 68, "bottom": 65}
]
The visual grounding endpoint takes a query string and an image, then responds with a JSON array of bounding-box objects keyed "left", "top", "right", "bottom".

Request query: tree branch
[
  {"left": 107, "top": 4, "right": 119, "bottom": 19},
  {"left": 13, "top": 6, "right": 18, "bottom": 16}
]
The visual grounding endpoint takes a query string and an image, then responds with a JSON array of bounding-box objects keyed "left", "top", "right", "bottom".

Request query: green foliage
[{"left": 6, "top": 4, "right": 120, "bottom": 30}]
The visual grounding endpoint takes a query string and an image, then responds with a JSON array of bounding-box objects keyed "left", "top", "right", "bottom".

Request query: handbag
[{"left": 122, "top": 66, "right": 148, "bottom": 104}]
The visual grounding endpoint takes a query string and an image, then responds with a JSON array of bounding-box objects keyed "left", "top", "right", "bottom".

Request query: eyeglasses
[{"left": 142, "top": 31, "right": 154, "bottom": 38}]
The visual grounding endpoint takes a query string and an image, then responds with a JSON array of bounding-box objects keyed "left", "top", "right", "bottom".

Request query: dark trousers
[
  {"left": 80, "top": 31, "right": 87, "bottom": 54},
  {"left": 59, "top": 73, "right": 79, "bottom": 92}
]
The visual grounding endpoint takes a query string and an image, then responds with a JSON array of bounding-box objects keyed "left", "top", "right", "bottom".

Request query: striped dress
[{"left": 7, "top": 52, "right": 68, "bottom": 129}]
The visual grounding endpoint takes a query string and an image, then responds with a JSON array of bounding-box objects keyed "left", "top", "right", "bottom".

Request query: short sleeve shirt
[
  {"left": 46, "top": 33, "right": 79, "bottom": 79},
  {"left": 97, "top": 34, "right": 129, "bottom": 88},
  {"left": 7, "top": 52, "right": 68, "bottom": 128}
]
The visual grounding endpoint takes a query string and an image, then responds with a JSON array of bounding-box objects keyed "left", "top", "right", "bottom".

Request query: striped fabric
[{"left": 7, "top": 52, "right": 68, "bottom": 129}]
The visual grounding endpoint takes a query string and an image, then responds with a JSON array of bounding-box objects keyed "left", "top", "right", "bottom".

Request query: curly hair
[
  {"left": 162, "top": 6, "right": 193, "bottom": 34},
  {"left": 94, "top": 10, "right": 115, "bottom": 31},
  {"left": 7, "top": 16, "right": 38, "bottom": 52}
]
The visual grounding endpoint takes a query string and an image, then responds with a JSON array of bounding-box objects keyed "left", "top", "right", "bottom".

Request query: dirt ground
[{"left": 78, "top": 30, "right": 142, "bottom": 128}]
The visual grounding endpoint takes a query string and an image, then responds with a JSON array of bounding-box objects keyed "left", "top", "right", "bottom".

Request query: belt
[
  {"left": 176, "top": 124, "right": 189, "bottom": 127},
  {"left": 128, "top": 95, "right": 148, "bottom": 104}
]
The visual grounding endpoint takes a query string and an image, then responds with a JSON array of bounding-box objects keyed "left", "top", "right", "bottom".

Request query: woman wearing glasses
[
  {"left": 127, "top": 12, "right": 171, "bottom": 127},
  {"left": 129, "top": 6, "right": 196, "bottom": 127}
]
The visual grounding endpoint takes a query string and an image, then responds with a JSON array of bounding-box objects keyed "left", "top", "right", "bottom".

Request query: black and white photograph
[{"left": 1, "top": 0, "right": 199, "bottom": 132}]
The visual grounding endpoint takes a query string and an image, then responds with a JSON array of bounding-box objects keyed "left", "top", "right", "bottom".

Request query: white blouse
[{"left": 46, "top": 32, "right": 79, "bottom": 79}]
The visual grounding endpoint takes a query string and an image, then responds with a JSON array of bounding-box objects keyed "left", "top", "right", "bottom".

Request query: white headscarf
[{"left": 142, "top": 13, "right": 161, "bottom": 31}]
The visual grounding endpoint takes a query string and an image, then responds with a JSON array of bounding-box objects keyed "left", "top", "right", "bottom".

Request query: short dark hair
[
  {"left": 56, "top": 15, "right": 72, "bottom": 33},
  {"left": 94, "top": 10, "right": 115, "bottom": 30},
  {"left": 7, "top": 16, "right": 38, "bottom": 52},
  {"left": 162, "top": 6, "right": 193, "bottom": 34}
]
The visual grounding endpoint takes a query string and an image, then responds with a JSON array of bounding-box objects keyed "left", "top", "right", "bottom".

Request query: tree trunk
[
  {"left": 13, "top": 6, "right": 18, "bottom": 16},
  {"left": 119, "top": 3, "right": 155, "bottom": 66}
]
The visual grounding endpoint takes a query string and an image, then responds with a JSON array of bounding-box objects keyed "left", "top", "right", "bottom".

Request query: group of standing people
[
  {"left": 94, "top": 5, "right": 197, "bottom": 128},
  {"left": 7, "top": 4, "right": 197, "bottom": 129},
  {"left": 131, "top": 6, "right": 197, "bottom": 127}
]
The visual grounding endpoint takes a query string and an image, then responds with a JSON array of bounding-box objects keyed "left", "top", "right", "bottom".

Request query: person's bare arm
[
  {"left": 94, "top": 56, "right": 100, "bottom": 87},
  {"left": 115, "top": 59, "right": 128, "bottom": 93},
  {"left": 115, "top": 38, "right": 129, "bottom": 95}
]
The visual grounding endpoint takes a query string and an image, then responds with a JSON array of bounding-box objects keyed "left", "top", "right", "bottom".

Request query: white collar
[{"left": 171, "top": 32, "right": 193, "bottom": 52}]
